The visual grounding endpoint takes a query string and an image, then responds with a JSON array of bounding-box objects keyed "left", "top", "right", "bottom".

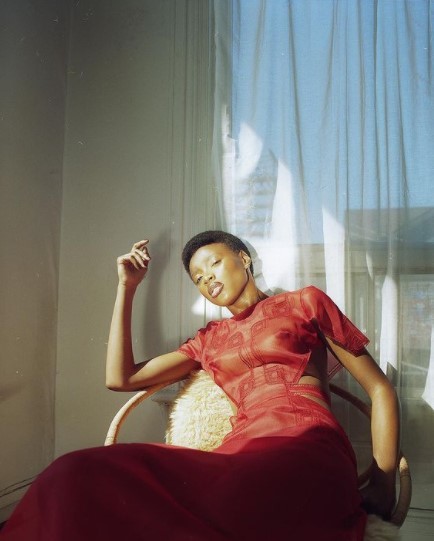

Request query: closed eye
[{"left": 212, "top": 260, "right": 221, "bottom": 267}]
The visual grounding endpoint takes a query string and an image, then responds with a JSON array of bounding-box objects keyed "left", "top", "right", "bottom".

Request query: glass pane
[{"left": 399, "top": 275, "right": 434, "bottom": 509}]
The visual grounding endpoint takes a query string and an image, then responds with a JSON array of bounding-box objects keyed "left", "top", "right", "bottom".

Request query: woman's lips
[{"left": 208, "top": 282, "right": 223, "bottom": 298}]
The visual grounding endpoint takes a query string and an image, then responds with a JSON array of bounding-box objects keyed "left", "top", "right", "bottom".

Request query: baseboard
[{"left": 0, "top": 485, "right": 30, "bottom": 524}]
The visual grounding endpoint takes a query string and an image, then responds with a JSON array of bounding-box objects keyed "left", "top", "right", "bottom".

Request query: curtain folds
[{"left": 212, "top": 0, "right": 434, "bottom": 511}]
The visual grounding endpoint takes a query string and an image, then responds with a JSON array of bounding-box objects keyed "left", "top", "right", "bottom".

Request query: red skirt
[{"left": 1, "top": 411, "right": 366, "bottom": 540}]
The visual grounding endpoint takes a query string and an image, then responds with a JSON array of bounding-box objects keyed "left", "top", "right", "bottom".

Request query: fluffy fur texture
[
  {"left": 364, "top": 516, "right": 400, "bottom": 540},
  {"left": 166, "top": 370, "right": 399, "bottom": 540},
  {"left": 166, "top": 370, "right": 232, "bottom": 450}
]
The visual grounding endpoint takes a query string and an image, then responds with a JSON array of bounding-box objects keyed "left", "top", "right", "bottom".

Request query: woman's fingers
[
  {"left": 135, "top": 248, "right": 151, "bottom": 262},
  {"left": 131, "top": 241, "right": 151, "bottom": 261},
  {"left": 116, "top": 240, "right": 151, "bottom": 287},
  {"left": 132, "top": 239, "right": 149, "bottom": 252},
  {"left": 132, "top": 250, "right": 149, "bottom": 268},
  {"left": 118, "top": 241, "right": 151, "bottom": 271},
  {"left": 119, "top": 254, "right": 144, "bottom": 270}
]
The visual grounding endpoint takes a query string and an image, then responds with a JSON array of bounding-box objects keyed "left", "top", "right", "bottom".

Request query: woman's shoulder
[
  {"left": 197, "top": 318, "right": 223, "bottom": 335},
  {"left": 265, "top": 287, "right": 332, "bottom": 319},
  {"left": 270, "top": 285, "right": 326, "bottom": 303},
  {"left": 299, "top": 285, "right": 327, "bottom": 300}
]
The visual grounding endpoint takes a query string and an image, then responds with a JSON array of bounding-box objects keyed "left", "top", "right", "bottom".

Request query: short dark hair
[{"left": 182, "top": 230, "right": 254, "bottom": 275}]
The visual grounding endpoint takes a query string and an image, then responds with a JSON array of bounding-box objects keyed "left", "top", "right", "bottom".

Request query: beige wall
[
  {"left": 0, "top": 0, "right": 69, "bottom": 520},
  {"left": 55, "top": 0, "right": 214, "bottom": 456},
  {"left": 1, "top": 0, "right": 213, "bottom": 519}
]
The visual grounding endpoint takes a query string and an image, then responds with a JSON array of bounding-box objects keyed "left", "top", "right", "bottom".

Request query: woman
[{"left": 2, "top": 231, "right": 399, "bottom": 540}]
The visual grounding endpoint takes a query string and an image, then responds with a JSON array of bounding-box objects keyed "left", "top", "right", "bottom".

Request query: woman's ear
[{"left": 239, "top": 250, "right": 251, "bottom": 270}]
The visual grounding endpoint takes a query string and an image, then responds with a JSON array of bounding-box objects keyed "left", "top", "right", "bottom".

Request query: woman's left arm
[{"left": 325, "top": 338, "right": 400, "bottom": 520}]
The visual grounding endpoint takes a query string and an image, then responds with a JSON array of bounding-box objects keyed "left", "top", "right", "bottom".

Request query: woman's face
[{"left": 189, "top": 243, "right": 251, "bottom": 307}]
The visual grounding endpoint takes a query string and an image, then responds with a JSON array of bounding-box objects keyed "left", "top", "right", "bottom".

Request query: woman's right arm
[{"left": 105, "top": 240, "right": 197, "bottom": 392}]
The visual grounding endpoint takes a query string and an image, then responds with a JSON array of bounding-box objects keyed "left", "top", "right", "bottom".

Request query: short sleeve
[
  {"left": 301, "top": 286, "right": 369, "bottom": 367},
  {"left": 177, "top": 324, "right": 213, "bottom": 364}
]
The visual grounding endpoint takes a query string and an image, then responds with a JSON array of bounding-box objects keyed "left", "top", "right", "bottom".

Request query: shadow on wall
[
  {"left": 0, "top": 383, "right": 24, "bottom": 404},
  {"left": 142, "top": 229, "right": 170, "bottom": 356}
]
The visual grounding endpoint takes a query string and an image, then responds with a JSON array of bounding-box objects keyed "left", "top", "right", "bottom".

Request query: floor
[
  {"left": 399, "top": 509, "right": 434, "bottom": 540},
  {"left": 1, "top": 516, "right": 433, "bottom": 538}
]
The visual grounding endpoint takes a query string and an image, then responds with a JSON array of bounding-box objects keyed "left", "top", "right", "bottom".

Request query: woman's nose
[{"left": 203, "top": 273, "right": 214, "bottom": 284}]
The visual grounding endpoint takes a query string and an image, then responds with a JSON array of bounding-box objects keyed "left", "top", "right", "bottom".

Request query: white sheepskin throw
[
  {"left": 166, "top": 370, "right": 232, "bottom": 451},
  {"left": 364, "top": 515, "right": 400, "bottom": 540},
  {"left": 166, "top": 370, "right": 400, "bottom": 540}
]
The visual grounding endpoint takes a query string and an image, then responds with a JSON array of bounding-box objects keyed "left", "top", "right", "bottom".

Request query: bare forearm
[
  {"left": 106, "top": 284, "right": 138, "bottom": 389},
  {"left": 358, "top": 381, "right": 400, "bottom": 518},
  {"left": 370, "top": 383, "right": 400, "bottom": 486},
  {"left": 323, "top": 340, "right": 401, "bottom": 517}
]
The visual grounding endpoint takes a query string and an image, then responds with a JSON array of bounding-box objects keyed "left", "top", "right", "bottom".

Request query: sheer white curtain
[{"left": 212, "top": 0, "right": 434, "bottom": 512}]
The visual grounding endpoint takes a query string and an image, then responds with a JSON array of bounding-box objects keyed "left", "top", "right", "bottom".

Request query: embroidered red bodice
[{"left": 178, "top": 286, "right": 369, "bottom": 410}]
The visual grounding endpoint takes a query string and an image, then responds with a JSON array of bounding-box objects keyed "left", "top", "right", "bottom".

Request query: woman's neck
[{"left": 227, "top": 281, "right": 268, "bottom": 315}]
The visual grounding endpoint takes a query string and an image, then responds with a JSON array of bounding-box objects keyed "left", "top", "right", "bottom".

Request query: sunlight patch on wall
[
  {"left": 422, "top": 327, "right": 434, "bottom": 411},
  {"left": 379, "top": 275, "right": 399, "bottom": 372}
]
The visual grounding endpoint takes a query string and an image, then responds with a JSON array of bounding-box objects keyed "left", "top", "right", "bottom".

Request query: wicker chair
[{"left": 105, "top": 370, "right": 411, "bottom": 536}]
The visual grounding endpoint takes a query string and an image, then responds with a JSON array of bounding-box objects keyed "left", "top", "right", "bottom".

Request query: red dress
[{"left": 2, "top": 286, "right": 368, "bottom": 540}]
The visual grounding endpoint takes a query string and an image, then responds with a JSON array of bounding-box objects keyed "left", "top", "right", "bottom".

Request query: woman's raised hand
[{"left": 117, "top": 240, "right": 151, "bottom": 289}]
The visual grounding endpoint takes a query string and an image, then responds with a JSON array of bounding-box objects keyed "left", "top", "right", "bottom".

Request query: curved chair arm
[
  {"left": 330, "top": 383, "right": 412, "bottom": 527},
  {"left": 105, "top": 379, "right": 411, "bottom": 527},
  {"left": 329, "top": 383, "right": 374, "bottom": 486},
  {"left": 390, "top": 453, "right": 412, "bottom": 527},
  {"left": 104, "top": 379, "right": 181, "bottom": 446}
]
